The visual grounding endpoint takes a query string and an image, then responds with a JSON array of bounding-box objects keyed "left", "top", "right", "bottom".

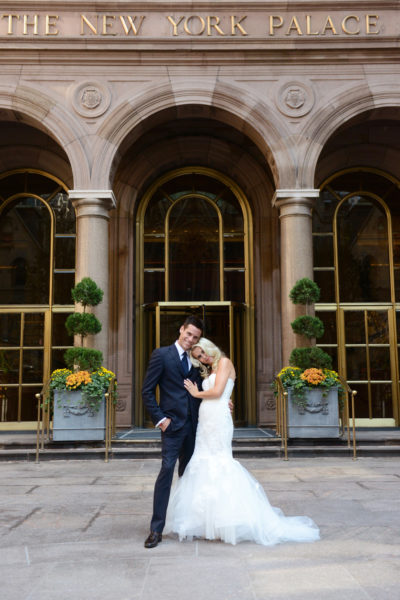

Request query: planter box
[
  {"left": 287, "top": 387, "right": 340, "bottom": 438},
  {"left": 53, "top": 390, "right": 105, "bottom": 441}
]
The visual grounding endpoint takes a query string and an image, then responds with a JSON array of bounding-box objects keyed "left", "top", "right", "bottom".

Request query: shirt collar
[{"left": 175, "top": 341, "right": 186, "bottom": 357}]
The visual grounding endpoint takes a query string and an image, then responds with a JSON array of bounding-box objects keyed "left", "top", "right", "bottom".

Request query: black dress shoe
[{"left": 144, "top": 531, "right": 162, "bottom": 548}]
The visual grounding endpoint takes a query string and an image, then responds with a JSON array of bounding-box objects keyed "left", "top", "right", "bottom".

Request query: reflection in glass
[
  {"left": 0, "top": 351, "right": 20, "bottom": 384},
  {"left": 22, "top": 350, "right": 43, "bottom": 383},
  {"left": 337, "top": 196, "right": 390, "bottom": 302},
  {"left": 346, "top": 347, "right": 367, "bottom": 380},
  {"left": 224, "top": 240, "right": 244, "bottom": 268},
  {"left": 144, "top": 240, "right": 164, "bottom": 268},
  {"left": 367, "top": 311, "right": 389, "bottom": 344},
  {"left": 21, "top": 387, "right": 41, "bottom": 420},
  {"left": 24, "top": 314, "right": 44, "bottom": 346},
  {"left": 344, "top": 311, "right": 365, "bottom": 345},
  {"left": 0, "top": 198, "right": 51, "bottom": 304},
  {"left": 369, "top": 347, "right": 391, "bottom": 381},
  {"left": 0, "top": 386, "right": 18, "bottom": 421},
  {"left": 169, "top": 198, "right": 219, "bottom": 301},
  {"left": 0, "top": 314, "right": 20, "bottom": 346}
]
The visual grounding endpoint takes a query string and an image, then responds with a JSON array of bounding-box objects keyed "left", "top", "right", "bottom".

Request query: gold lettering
[
  {"left": 81, "top": 14, "right": 98, "bottom": 35},
  {"left": 167, "top": 15, "right": 184, "bottom": 36},
  {"left": 23, "top": 14, "right": 38, "bottom": 35},
  {"left": 285, "top": 16, "right": 303, "bottom": 36},
  {"left": 2, "top": 14, "right": 19, "bottom": 35},
  {"left": 207, "top": 16, "right": 225, "bottom": 36},
  {"left": 119, "top": 15, "right": 145, "bottom": 36},
  {"left": 231, "top": 15, "right": 248, "bottom": 36},
  {"left": 342, "top": 15, "right": 360, "bottom": 35},
  {"left": 184, "top": 16, "right": 205, "bottom": 36},
  {"left": 269, "top": 15, "right": 283, "bottom": 36},
  {"left": 366, "top": 14, "right": 380, "bottom": 34},
  {"left": 102, "top": 15, "right": 116, "bottom": 35},
  {"left": 45, "top": 15, "right": 59, "bottom": 36},
  {"left": 306, "top": 15, "right": 319, "bottom": 35},
  {"left": 321, "top": 16, "right": 338, "bottom": 35}
]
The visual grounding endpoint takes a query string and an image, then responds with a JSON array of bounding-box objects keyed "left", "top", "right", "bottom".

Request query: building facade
[{"left": 1, "top": 1, "right": 400, "bottom": 429}]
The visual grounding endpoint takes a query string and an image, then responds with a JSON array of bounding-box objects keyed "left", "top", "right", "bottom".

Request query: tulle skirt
[{"left": 165, "top": 452, "right": 320, "bottom": 546}]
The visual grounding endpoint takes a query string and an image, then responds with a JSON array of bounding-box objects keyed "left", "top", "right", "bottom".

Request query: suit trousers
[{"left": 150, "top": 417, "right": 196, "bottom": 533}]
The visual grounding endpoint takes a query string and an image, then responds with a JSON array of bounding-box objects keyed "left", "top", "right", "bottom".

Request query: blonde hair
[{"left": 190, "top": 337, "right": 224, "bottom": 378}]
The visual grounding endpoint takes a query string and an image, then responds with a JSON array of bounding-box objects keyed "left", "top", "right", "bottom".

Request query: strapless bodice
[{"left": 202, "top": 373, "right": 235, "bottom": 401}]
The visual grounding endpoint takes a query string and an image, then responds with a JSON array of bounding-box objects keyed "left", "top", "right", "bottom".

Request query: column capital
[
  {"left": 272, "top": 189, "right": 319, "bottom": 218},
  {"left": 69, "top": 189, "right": 116, "bottom": 219}
]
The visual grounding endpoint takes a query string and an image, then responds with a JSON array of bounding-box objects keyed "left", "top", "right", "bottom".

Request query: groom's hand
[
  {"left": 228, "top": 400, "right": 234, "bottom": 414},
  {"left": 159, "top": 418, "right": 171, "bottom": 432}
]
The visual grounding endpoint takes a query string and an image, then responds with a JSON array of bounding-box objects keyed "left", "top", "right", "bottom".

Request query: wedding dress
[{"left": 164, "top": 373, "right": 320, "bottom": 546}]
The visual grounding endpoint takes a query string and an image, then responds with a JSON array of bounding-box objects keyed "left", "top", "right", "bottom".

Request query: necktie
[{"left": 181, "top": 352, "right": 189, "bottom": 375}]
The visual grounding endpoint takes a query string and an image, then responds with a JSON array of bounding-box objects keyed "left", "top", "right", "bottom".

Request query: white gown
[{"left": 165, "top": 373, "right": 320, "bottom": 546}]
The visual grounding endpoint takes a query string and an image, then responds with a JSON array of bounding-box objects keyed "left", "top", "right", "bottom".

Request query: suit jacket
[{"left": 142, "top": 344, "right": 202, "bottom": 432}]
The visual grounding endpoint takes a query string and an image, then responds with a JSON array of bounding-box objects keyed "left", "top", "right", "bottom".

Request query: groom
[{"left": 142, "top": 315, "right": 204, "bottom": 548}]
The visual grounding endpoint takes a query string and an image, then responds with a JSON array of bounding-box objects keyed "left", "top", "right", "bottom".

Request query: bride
[{"left": 164, "top": 337, "right": 320, "bottom": 546}]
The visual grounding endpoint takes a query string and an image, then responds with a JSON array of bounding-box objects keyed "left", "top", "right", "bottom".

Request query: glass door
[
  {"left": 338, "top": 307, "right": 398, "bottom": 425},
  {"left": 140, "top": 301, "right": 250, "bottom": 427}
]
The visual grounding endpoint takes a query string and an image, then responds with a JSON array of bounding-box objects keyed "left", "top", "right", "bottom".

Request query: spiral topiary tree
[
  {"left": 64, "top": 277, "right": 104, "bottom": 372},
  {"left": 289, "top": 277, "right": 332, "bottom": 370}
]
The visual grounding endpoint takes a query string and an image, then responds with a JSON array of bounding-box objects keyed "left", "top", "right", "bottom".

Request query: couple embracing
[{"left": 142, "top": 316, "right": 320, "bottom": 549}]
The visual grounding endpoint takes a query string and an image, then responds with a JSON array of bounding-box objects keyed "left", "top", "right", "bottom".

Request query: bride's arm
[{"left": 184, "top": 357, "right": 233, "bottom": 399}]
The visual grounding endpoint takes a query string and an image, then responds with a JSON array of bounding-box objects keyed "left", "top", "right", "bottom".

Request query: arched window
[
  {"left": 314, "top": 169, "right": 400, "bottom": 424},
  {"left": 0, "top": 170, "right": 75, "bottom": 422},
  {"left": 140, "top": 168, "right": 249, "bottom": 304}
]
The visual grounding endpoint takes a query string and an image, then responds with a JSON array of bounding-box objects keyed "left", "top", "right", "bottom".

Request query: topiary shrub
[
  {"left": 289, "top": 347, "right": 332, "bottom": 371},
  {"left": 290, "top": 315, "right": 324, "bottom": 339},
  {"left": 288, "top": 277, "right": 332, "bottom": 369},
  {"left": 64, "top": 277, "right": 104, "bottom": 371}
]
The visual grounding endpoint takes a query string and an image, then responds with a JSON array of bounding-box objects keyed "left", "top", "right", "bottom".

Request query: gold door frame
[
  {"left": 135, "top": 167, "right": 255, "bottom": 426},
  {"left": 316, "top": 169, "right": 400, "bottom": 425},
  {"left": 0, "top": 169, "right": 74, "bottom": 427}
]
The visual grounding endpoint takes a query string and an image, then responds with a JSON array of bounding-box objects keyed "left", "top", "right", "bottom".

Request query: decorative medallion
[
  {"left": 70, "top": 81, "right": 111, "bottom": 118},
  {"left": 276, "top": 81, "right": 315, "bottom": 117}
]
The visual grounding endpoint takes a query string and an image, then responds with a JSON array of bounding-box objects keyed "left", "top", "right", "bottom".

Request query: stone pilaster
[
  {"left": 69, "top": 190, "right": 116, "bottom": 365},
  {"left": 273, "top": 189, "right": 320, "bottom": 366}
]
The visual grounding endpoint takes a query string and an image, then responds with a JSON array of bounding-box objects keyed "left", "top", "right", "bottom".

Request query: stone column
[
  {"left": 69, "top": 190, "right": 116, "bottom": 365},
  {"left": 273, "top": 189, "right": 320, "bottom": 366}
]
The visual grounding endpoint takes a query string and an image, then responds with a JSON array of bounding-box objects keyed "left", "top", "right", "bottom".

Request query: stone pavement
[{"left": 1, "top": 456, "right": 399, "bottom": 600}]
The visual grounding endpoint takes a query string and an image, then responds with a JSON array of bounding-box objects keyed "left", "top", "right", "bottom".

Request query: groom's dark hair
[{"left": 182, "top": 315, "right": 203, "bottom": 334}]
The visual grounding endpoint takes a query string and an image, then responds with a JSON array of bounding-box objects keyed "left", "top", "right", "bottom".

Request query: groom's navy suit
[{"left": 142, "top": 343, "right": 202, "bottom": 533}]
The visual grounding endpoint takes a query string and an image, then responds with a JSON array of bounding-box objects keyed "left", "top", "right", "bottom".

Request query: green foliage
[
  {"left": 49, "top": 367, "right": 117, "bottom": 412},
  {"left": 65, "top": 313, "right": 102, "bottom": 337},
  {"left": 289, "top": 278, "right": 320, "bottom": 305},
  {"left": 289, "top": 347, "right": 332, "bottom": 371},
  {"left": 71, "top": 277, "right": 104, "bottom": 307},
  {"left": 64, "top": 347, "right": 103, "bottom": 372},
  {"left": 274, "top": 366, "right": 343, "bottom": 409},
  {"left": 290, "top": 315, "right": 324, "bottom": 339}
]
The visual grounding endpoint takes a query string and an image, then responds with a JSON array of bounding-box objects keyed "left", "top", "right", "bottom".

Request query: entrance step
[{"left": 0, "top": 427, "right": 400, "bottom": 460}]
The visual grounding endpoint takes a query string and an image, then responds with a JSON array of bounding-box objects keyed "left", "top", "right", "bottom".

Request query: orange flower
[
  {"left": 300, "top": 368, "right": 326, "bottom": 386},
  {"left": 66, "top": 370, "right": 92, "bottom": 390}
]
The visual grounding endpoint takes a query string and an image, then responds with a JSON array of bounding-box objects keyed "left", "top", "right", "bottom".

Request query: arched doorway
[
  {"left": 0, "top": 169, "right": 75, "bottom": 424},
  {"left": 135, "top": 167, "right": 255, "bottom": 426},
  {"left": 313, "top": 168, "right": 400, "bottom": 425}
]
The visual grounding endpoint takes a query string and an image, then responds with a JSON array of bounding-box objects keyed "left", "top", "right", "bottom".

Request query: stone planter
[
  {"left": 287, "top": 387, "right": 340, "bottom": 438},
  {"left": 53, "top": 390, "right": 105, "bottom": 441}
]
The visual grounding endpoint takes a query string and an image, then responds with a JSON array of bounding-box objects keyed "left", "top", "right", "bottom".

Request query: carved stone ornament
[
  {"left": 70, "top": 81, "right": 111, "bottom": 118},
  {"left": 276, "top": 81, "right": 315, "bottom": 117}
]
